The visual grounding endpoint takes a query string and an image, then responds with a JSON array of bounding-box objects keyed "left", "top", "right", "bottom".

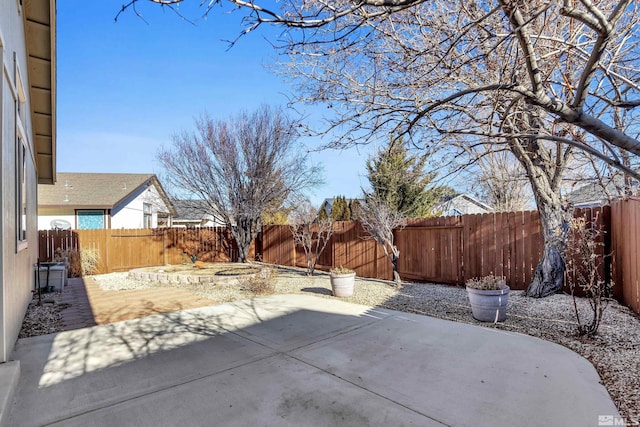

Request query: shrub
[
  {"left": 565, "top": 215, "right": 612, "bottom": 336},
  {"left": 240, "top": 267, "right": 277, "bottom": 295},
  {"left": 79, "top": 247, "right": 100, "bottom": 276},
  {"left": 466, "top": 275, "right": 507, "bottom": 290},
  {"left": 330, "top": 265, "right": 355, "bottom": 275},
  {"left": 54, "top": 248, "right": 81, "bottom": 277},
  {"left": 55, "top": 247, "right": 99, "bottom": 277}
]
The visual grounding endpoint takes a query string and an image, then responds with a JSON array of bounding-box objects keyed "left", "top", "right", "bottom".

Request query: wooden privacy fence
[
  {"left": 263, "top": 207, "right": 610, "bottom": 292},
  {"left": 38, "top": 227, "right": 242, "bottom": 274},
  {"left": 610, "top": 197, "right": 640, "bottom": 314},
  {"left": 37, "top": 202, "right": 639, "bottom": 314},
  {"left": 261, "top": 222, "right": 391, "bottom": 278}
]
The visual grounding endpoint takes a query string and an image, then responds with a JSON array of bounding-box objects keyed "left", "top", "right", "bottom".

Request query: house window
[
  {"left": 16, "top": 138, "right": 27, "bottom": 245},
  {"left": 14, "top": 56, "right": 28, "bottom": 250},
  {"left": 143, "top": 203, "right": 152, "bottom": 228},
  {"left": 77, "top": 210, "right": 106, "bottom": 229},
  {"left": 157, "top": 212, "right": 170, "bottom": 228}
]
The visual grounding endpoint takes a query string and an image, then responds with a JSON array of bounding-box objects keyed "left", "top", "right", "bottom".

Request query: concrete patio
[{"left": 7, "top": 293, "right": 619, "bottom": 426}]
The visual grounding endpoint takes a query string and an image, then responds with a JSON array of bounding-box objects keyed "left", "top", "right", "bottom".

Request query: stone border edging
[{"left": 128, "top": 268, "right": 220, "bottom": 285}]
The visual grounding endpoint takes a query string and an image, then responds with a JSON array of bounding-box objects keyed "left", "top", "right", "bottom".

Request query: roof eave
[{"left": 24, "top": 0, "right": 56, "bottom": 185}]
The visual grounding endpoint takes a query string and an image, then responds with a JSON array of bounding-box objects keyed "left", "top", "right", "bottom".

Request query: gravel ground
[{"left": 19, "top": 264, "right": 640, "bottom": 424}]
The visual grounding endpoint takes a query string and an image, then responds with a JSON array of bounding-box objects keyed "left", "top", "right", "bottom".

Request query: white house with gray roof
[
  {"left": 38, "top": 173, "right": 176, "bottom": 229},
  {"left": 171, "top": 199, "right": 225, "bottom": 227},
  {"left": 565, "top": 179, "right": 639, "bottom": 208},
  {"left": 432, "top": 194, "right": 493, "bottom": 216}
]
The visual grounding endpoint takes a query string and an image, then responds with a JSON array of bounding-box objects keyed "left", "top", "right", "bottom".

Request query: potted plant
[
  {"left": 465, "top": 275, "right": 510, "bottom": 322},
  {"left": 329, "top": 265, "right": 356, "bottom": 297}
]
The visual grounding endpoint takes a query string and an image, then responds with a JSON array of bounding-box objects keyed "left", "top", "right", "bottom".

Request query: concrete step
[{"left": 0, "top": 361, "right": 19, "bottom": 427}]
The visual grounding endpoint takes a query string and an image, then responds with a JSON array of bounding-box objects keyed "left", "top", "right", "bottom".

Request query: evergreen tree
[
  {"left": 349, "top": 199, "right": 362, "bottom": 220},
  {"left": 330, "top": 196, "right": 345, "bottom": 221},
  {"left": 342, "top": 196, "right": 351, "bottom": 221},
  {"left": 365, "top": 136, "right": 441, "bottom": 217},
  {"left": 317, "top": 202, "right": 329, "bottom": 222}
]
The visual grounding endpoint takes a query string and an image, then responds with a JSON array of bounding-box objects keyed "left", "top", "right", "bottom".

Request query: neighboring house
[
  {"left": 565, "top": 180, "right": 639, "bottom": 208},
  {"left": 1, "top": 0, "right": 56, "bottom": 364},
  {"left": 318, "top": 197, "right": 362, "bottom": 219},
  {"left": 38, "top": 173, "right": 176, "bottom": 230},
  {"left": 171, "top": 199, "right": 225, "bottom": 228},
  {"left": 432, "top": 194, "right": 493, "bottom": 216}
]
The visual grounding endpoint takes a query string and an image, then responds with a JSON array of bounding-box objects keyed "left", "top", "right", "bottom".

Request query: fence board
[
  {"left": 494, "top": 212, "right": 505, "bottom": 276},
  {"left": 262, "top": 225, "right": 294, "bottom": 266}
]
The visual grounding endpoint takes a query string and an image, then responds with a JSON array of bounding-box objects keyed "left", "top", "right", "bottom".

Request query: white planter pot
[
  {"left": 330, "top": 272, "right": 355, "bottom": 297},
  {"left": 466, "top": 285, "right": 510, "bottom": 322}
]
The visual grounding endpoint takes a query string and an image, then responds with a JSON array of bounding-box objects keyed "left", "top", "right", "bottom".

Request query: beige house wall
[
  {"left": 38, "top": 184, "right": 174, "bottom": 230},
  {"left": 0, "top": 0, "right": 41, "bottom": 362},
  {"left": 111, "top": 184, "right": 171, "bottom": 229},
  {"left": 37, "top": 208, "right": 75, "bottom": 230}
]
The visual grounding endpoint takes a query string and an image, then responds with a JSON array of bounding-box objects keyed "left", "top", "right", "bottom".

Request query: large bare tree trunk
[
  {"left": 525, "top": 193, "right": 570, "bottom": 297},
  {"left": 380, "top": 244, "right": 402, "bottom": 286},
  {"left": 391, "top": 250, "right": 401, "bottom": 285},
  {"left": 231, "top": 218, "right": 259, "bottom": 263}
]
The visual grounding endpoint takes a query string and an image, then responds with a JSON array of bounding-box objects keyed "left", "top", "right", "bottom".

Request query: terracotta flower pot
[{"left": 330, "top": 272, "right": 355, "bottom": 297}]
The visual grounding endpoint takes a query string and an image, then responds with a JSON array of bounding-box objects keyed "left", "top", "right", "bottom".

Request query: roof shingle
[{"left": 39, "top": 172, "right": 157, "bottom": 208}]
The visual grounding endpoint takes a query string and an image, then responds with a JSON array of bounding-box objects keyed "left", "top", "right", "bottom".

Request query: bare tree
[
  {"left": 359, "top": 197, "right": 406, "bottom": 286},
  {"left": 466, "top": 149, "right": 533, "bottom": 212},
  {"left": 123, "top": 1, "right": 640, "bottom": 295},
  {"left": 158, "top": 105, "right": 322, "bottom": 263},
  {"left": 289, "top": 200, "right": 334, "bottom": 276},
  {"left": 565, "top": 214, "right": 612, "bottom": 337}
]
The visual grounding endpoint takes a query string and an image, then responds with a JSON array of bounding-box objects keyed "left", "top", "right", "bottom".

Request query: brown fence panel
[
  {"left": 76, "top": 229, "right": 110, "bottom": 273},
  {"left": 397, "top": 216, "right": 463, "bottom": 284},
  {"left": 163, "top": 227, "right": 237, "bottom": 264},
  {"left": 105, "top": 229, "right": 164, "bottom": 272},
  {"left": 512, "top": 211, "right": 525, "bottom": 289},
  {"left": 465, "top": 213, "right": 487, "bottom": 283},
  {"left": 495, "top": 213, "right": 507, "bottom": 283},
  {"left": 38, "top": 229, "right": 79, "bottom": 261},
  {"left": 458, "top": 210, "right": 543, "bottom": 290},
  {"left": 262, "top": 225, "right": 295, "bottom": 267},
  {"left": 39, "top": 227, "right": 241, "bottom": 274},
  {"left": 611, "top": 197, "right": 640, "bottom": 314}
]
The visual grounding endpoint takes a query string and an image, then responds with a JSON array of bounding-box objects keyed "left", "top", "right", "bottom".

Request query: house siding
[
  {"left": 435, "top": 195, "right": 492, "bottom": 217},
  {"left": 37, "top": 208, "right": 75, "bottom": 229},
  {"left": 39, "top": 184, "right": 173, "bottom": 230},
  {"left": 111, "top": 184, "right": 166, "bottom": 229},
  {"left": 0, "top": 0, "right": 40, "bottom": 362}
]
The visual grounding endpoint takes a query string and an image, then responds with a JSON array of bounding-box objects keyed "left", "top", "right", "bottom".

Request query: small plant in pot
[
  {"left": 329, "top": 265, "right": 355, "bottom": 297},
  {"left": 465, "top": 275, "right": 510, "bottom": 322}
]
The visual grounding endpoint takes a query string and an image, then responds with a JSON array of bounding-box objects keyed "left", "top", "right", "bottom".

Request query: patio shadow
[{"left": 301, "top": 287, "right": 332, "bottom": 296}]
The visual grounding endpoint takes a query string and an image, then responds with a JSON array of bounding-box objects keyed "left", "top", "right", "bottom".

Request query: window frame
[
  {"left": 14, "top": 55, "right": 29, "bottom": 252},
  {"left": 143, "top": 203, "right": 153, "bottom": 228},
  {"left": 76, "top": 210, "right": 107, "bottom": 230},
  {"left": 16, "top": 137, "right": 28, "bottom": 250}
]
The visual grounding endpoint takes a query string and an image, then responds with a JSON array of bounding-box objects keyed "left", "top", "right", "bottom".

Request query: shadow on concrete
[
  {"left": 301, "top": 287, "right": 332, "bottom": 296},
  {"left": 9, "top": 294, "right": 620, "bottom": 427}
]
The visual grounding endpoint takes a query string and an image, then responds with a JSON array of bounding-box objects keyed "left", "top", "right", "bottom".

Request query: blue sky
[{"left": 56, "top": 1, "right": 375, "bottom": 206}]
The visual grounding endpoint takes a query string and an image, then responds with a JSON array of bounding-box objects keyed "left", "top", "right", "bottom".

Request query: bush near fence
[{"left": 38, "top": 200, "right": 640, "bottom": 315}]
